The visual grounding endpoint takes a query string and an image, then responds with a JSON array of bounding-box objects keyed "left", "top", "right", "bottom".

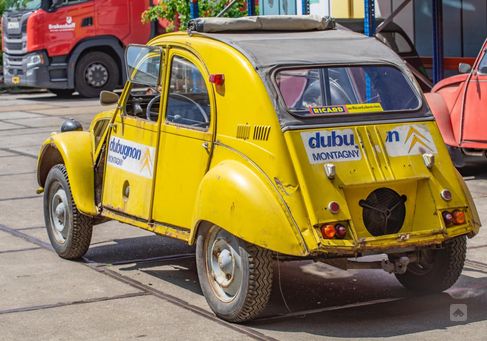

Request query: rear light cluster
[
  {"left": 320, "top": 223, "right": 347, "bottom": 239},
  {"left": 442, "top": 210, "right": 466, "bottom": 227}
]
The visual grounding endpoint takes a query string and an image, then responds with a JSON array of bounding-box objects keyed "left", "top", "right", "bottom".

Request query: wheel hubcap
[
  {"left": 206, "top": 227, "right": 243, "bottom": 302},
  {"left": 85, "top": 63, "right": 108, "bottom": 88},
  {"left": 50, "top": 187, "right": 68, "bottom": 243}
]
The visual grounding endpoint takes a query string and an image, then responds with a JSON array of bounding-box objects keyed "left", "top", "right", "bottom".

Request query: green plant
[{"left": 142, "top": 0, "right": 250, "bottom": 31}]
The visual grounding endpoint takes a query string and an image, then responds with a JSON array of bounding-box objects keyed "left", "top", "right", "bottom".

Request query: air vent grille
[
  {"left": 236, "top": 124, "right": 251, "bottom": 140},
  {"left": 253, "top": 125, "right": 271, "bottom": 141}
]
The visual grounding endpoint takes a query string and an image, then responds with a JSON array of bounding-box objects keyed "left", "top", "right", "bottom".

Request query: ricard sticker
[
  {"left": 301, "top": 129, "right": 361, "bottom": 164},
  {"left": 385, "top": 125, "right": 437, "bottom": 157},
  {"left": 107, "top": 137, "right": 155, "bottom": 179}
]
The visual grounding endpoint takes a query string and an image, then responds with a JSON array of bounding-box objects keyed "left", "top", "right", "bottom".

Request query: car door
[
  {"left": 461, "top": 45, "right": 487, "bottom": 144},
  {"left": 102, "top": 45, "right": 166, "bottom": 221},
  {"left": 152, "top": 48, "right": 214, "bottom": 229}
]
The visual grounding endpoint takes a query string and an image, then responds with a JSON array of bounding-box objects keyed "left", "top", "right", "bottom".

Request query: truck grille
[
  {"left": 359, "top": 188, "right": 407, "bottom": 236},
  {"left": 5, "top": 41, "right": 23, "bottom": 50}
]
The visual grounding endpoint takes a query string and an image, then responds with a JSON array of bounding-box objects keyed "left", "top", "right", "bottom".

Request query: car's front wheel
[
  {"left": 394, "top": 236, "right": 466, "bottom": 293},
  {"left": 196, "top": 224, "right": 273, "bottom": 322},
  {"left": 43, "top": 164, "right": 93, "bottom": 259}
]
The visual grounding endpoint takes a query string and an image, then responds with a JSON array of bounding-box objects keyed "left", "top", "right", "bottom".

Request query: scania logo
[{"left": 308, "top": 131, "right": 356, "bottom": 149}]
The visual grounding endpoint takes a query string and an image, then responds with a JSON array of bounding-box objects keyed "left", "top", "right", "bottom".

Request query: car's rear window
[{"left": 275, "top": 65, "right": 420, "bottom": 117}]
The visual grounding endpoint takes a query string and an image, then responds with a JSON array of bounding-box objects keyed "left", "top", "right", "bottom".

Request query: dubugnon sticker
[
  {"left": 384, "top": 124, "right": 437, "bottom": 156},
  {"left": 301, "top": 129, "right": 361, "bottom": 164},
  {"left": 107, "top": 137, "right": 155, "bottom": 179}
]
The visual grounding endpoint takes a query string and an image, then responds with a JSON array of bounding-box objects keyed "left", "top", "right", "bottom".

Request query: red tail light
[
  {"left": 321, "top": 224, "right": 336, "bottom": 239},
  {"left": 452, "top": 210, "right": 466, "bottom": 225}
]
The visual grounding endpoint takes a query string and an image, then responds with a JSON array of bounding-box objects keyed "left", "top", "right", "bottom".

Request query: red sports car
[{"left": 426, "top": 39, "right": 487, "bottom": 167}]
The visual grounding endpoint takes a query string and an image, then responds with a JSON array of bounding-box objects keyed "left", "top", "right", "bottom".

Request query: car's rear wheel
[
  {"left": 394, "top": 236, "right": 466, "bottom": 293},
  {"left": 196, "top": 224, "right": 273, "bottom": 322},
  {"left": 43, "top": 164, "right": 93, "bottom": 259}
]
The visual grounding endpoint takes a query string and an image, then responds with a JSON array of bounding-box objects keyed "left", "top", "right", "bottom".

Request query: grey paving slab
[
  {"left": 0, "top": 131, "right": 53, "bottom": 148},
  {"left": 6, "top": 145, "right": 40, "bottom": 158},
  {"left": 0, "top": 122, "right": 23, "bottom": 131},
  {"left": 0, "top": 197, "right": 44, "bottom": 229},
  {"left": 6, "top": 117, "right": 66, "bottom": 128},
  {"left": 0, "top": 230, "right": 37, "bottom": 252},
  {"left": 0, "top": 173, "right": 38, "bottom": 200},
  {"left": 0, "top": 248, "right": 141, "bottom": 312},
  {"left": 0, "top": 295, "right": 247, "bottom": 341},
  {"left": 0, "top": 112, "right": 44, "bottom": 120},
  {"left": 0, "top": 104, "right": 58, "bottom": 113},
  {"left": 31, "top": 106, "right": 108, "bottom": 116},
  {"left": 0, "top": 156, "right": 37, "bottom": 175}
]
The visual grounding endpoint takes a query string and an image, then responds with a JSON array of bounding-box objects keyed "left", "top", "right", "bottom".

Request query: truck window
[
  {"left": 275, "top": 65, "right": 420, "bottom": 117},
  {"left": 165, "top": 56, "right": 210, "bottom": 130}
]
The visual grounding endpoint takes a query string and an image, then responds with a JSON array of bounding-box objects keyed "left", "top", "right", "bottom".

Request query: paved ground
[{"left": 0, "top": 92, "right": 486, "bottom": 340}]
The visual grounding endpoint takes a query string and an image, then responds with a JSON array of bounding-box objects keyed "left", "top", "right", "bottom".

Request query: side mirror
[
  {"left": 100, "top": 91, "right": 119, "bottom": 106},
  {"left": 458, "top": 63, "right": 472, "bottom": 74}
]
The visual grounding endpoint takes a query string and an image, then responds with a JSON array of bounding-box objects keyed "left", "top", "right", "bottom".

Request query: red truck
[
  {"left": 426, "top": 38, "right": 487, "bottom": 167},
  {"left": 2, "top": 0, "right": 158, "bottom": 97}
]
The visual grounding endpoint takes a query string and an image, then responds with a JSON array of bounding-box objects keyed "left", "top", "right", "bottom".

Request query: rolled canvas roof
[{"left": 188, "top": 15, "right": 335, "bottom": 33}]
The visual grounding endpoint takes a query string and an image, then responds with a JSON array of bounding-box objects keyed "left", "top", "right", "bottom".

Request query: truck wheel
[
  {"left": 75, "top": 52, "right": 118, "bottom": 98},
  {"left": 43, "top": 164, "right": 93, "bottom": 259},
  {"left": 49, "top": 89, "right": 74, "bottom": 98},
  {"left": 395, "top": 236, "right": 466, "bottom": 293},
  {"left": 196, "top": 224, "right": 273, "bottom": 322}
]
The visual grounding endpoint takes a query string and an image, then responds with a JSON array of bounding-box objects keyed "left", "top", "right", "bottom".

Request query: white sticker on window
[
  {"left": 107, "top": 137, "right": 155, "bottom": 179},
  {"left": 385, "top": 124, "right": 437, "bottom": 156},
  {"left": 301, "top": 129, "right": 361, "bottom": 164}
]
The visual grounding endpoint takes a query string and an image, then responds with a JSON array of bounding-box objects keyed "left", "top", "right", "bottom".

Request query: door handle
[
  {"left": 109, "top": 123, "right": 118, "bottom": 133},
  {"left": 202, "top": 142, "right": 210, "bottom": 151}
]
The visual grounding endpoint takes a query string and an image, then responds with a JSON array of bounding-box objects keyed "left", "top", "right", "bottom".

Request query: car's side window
[
  {"left": 479, "top": 52, "right": 487, "bottom": 74},
  {"left": 165, "top": 56, "right": 210, "bottom": 130},
  {"left": 124, "top": 47, "right": 164, "bottom": 122}
]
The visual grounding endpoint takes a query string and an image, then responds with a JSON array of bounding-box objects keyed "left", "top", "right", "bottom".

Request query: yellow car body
[{"left": 37, "top": 29, "right": 480, "bottom": 258}]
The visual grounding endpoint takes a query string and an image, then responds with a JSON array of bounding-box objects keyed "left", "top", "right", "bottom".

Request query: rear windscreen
[{"left": 275, "top": 65, "right": 420, "bottom": 117}]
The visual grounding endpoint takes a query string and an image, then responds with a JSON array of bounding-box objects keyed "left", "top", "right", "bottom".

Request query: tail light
[
  {"left": 442, "top": 210, "right": 466, "bottom": 226},
  {"left": 320, "top": 223, "right": 347, "bottom": 239},
  {"left": 452, "top": 210, "right": 466, "bottom": 225},
  {"left": 321, "top": 224, "right": 336, "bottom": 239}
]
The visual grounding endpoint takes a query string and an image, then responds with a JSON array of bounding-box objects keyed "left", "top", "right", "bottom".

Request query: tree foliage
[{"left": 142, "top": 0, "right": 249, "bottom": 31}]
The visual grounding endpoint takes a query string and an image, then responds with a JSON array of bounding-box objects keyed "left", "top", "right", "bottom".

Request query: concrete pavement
[{"left": 0, "top": 93, "right": 486, "bottom": 340}]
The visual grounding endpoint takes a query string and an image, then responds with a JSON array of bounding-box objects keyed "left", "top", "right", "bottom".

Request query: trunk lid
[{"left": 284, "top": 120, "right": 469, "bottom": 244}]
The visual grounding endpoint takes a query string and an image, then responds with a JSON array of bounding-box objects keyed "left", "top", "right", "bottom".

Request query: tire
[
  {"left": 49, "top": 89, "right": 74, "bottom": 98},
  {"left": 395, "top": 236, "right": 466, "bottom": 293},
  {"left": 196, "top": 224, "right": 273, "bottom": 322},
  {"left": 43, "top": 164, "right": 93, "bottom": 259},
  {"left": 75, "top": 51, "right": 119, "bottom": 98}
]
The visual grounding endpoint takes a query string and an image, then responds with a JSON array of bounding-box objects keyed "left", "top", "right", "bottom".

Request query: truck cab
[{"left": 2, "top": 0, "right": 153, "bottom": 97}]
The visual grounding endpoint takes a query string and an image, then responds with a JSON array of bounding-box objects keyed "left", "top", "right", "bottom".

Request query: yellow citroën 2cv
[{"left": 36, "top": 16, "right": 480, "bottom": 322}]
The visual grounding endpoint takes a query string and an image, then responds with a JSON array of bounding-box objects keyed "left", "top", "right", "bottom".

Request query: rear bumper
[
  {"left": 310, "top": 224, "right": 476, "bottom": 257},
  {"left": 3, "top": 51, "right": 69, "bottom": 89}
]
